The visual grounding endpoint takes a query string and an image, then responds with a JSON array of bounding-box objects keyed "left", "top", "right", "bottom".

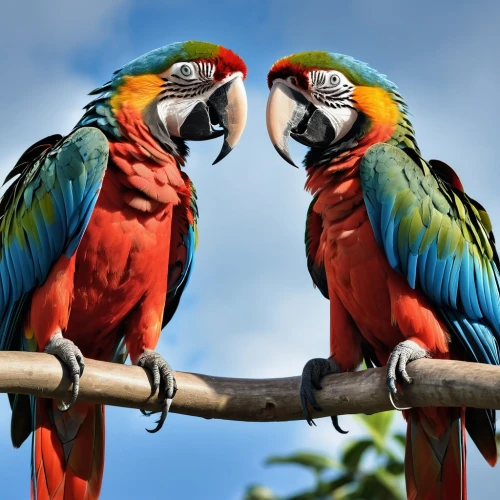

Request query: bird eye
[
  {"left": 330, "top": 74, "right": 341, "bottom": 87},
  {"left": 180, "top": 64, "right": 192, "bottom": 77}
]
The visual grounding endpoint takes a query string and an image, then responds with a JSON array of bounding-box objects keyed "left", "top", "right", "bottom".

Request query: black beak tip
[
  {"left": 212, "top": 141, "right": 232, "bottom": 165},
  {"left": 273, "top": 144, "right": 298, "bottom": 168}
]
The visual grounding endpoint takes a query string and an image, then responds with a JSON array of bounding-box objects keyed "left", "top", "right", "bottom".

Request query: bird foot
[
  {"left": 44, "top": 333, "right": 85, "bottom": 411},
  {"left": 386, "top": 340, "right": 428, "bottom": 395},
  {"left": 299, "top": 357, "right": 347, "bottom": 433},
  {"left": 137, "top": 349, "right": 177, "bottom": 433}
]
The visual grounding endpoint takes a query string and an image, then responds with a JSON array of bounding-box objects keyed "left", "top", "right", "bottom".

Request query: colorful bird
[
  {"left": 266, "top": 51, "right": 499, "bottom": 499},
  {"left": 0, "top": 40, "right": 247, "bottom": 499}
]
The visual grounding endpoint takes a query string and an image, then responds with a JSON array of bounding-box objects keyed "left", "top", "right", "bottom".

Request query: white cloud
[
  {"left": 1, "top": 3, "right": 500, "bottom": 496},
  {"left": 0, "top": 0, "right": 130, "bottom": 175},
  {"left": 0, "top": 0, "right": 130, "bottom": 55}
]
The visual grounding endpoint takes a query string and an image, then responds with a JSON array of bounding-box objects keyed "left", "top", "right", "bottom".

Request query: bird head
[
  {"left": 266, "top": 51, "right": 403, "bottom": 167},
  {"left": 86, "top": 41, "right": 248, "bottom": 164}
]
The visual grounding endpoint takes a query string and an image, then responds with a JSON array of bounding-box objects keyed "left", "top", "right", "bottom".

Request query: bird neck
[
  {"left": 104, "top": 103, "right": 186, "bottom": 214},
  {"left": 76, "top": 89, "right": 189, "bottom": 162},
  {"left": 75, "top": 87, "right": 188, "bottom": 214}
]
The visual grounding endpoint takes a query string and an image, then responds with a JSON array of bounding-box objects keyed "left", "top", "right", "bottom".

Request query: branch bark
[{"left": 0, "top": 352, "right": 499, "bottom": 422}]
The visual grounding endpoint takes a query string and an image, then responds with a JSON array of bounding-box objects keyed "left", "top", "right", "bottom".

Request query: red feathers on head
[
  {"left": 212, "top": 47, "right": 247, "bottom": 81},
  {"left": 267, "top": 60, "right": 309, "bottom": 90}
]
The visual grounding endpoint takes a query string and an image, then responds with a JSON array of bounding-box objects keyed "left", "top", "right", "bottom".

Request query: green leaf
[
  {"left": 284, "top": 491, "right": 318, "bottom": 500},
  {"left": 285, "top": 474, "right": 355, "bottom": 500},
  {"left": 250, "top": 413, "right": 406, "bottom": 500},
  {"left": 354, "top": 412, "right": 395, "bottom": 449},
  {"left": 244, "top": 485, "right": 279, "bottom": 500},
  {"left": 386, "top": 458, "right": 405, "bottom": 476},
  {"left": 354, "top": 469, "right": 405, "bottom": 500},
  {"left": 341, "top": 439, "right": 373, "bottom": 470},
  {"left": 319, "top": 473, "right": 355, "bottom": 495},
  {"left": 266, "top": 452, "right": 336, "bottom": 474},
  {"left": 393, "top": 434, "right": 406, "bottom": 449}
]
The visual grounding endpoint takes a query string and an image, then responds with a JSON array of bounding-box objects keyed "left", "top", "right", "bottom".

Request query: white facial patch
[
  {"left": 156, "top": 64, "right": 245, "bottom": 139},
  {"left": 319, "top": 105, "right": 358, "bottom": 143},
  {"left": 157, "top": 60, "right": 217, "bottom": 137},
  {"left": 157, "top": 98, "right": 207, "bottom": 137},
  {"left": 308, "top": 70, "right": 358, "bottom": 144}
]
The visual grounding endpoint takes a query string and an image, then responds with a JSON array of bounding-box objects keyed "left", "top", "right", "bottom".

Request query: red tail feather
[
  {"left": 405, "top": 408, "right": 466, "bottom": 500},
  {"left": 32, "top": 399, "right": 105, "bottom": 500}
]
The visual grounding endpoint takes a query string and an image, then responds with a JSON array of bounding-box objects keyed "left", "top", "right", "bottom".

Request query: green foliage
[
  {"left": 243, "top": 412, "right": 405, "bottom": 500},
  {"left": 267, "top": 452, "right": 337, "bottom": 474},
  {"left": 245, "top": 485, "right": 278, "bottom": 500}
]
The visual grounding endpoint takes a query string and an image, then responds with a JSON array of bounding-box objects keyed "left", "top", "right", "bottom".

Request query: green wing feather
[
  {"left": 360, "top": 143, "right": 500, "bottom": 459},
  {"left": 0, "top": 127, "right": 109, "bottom": 353},
  {"left": 1, "top": 127, "right": 108, "bottom": 448},
  {"left": 360, "top": 144, "right": 500, "bottom": 335}
]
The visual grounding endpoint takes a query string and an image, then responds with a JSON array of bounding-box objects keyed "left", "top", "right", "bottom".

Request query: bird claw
[
  {"left": 386, "top": 340, "right": 427, "bottom": 395},
  {"left": 137, "top": 349, "right": 177, "bottom": 433},
  {"left": 331, "top": 415, "right": 348, "bottom": 434},
  {"left": 300, "top": 358, "right": 346, "bottom": 433},
  {"left": 44, "top": 333, "right": 85, "bottom": 411}
]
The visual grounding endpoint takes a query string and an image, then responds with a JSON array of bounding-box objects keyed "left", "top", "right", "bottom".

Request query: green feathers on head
[
  {"left": 110, "top": 41, "right": 222, "bottom": 81},
  {"left": 286, "top": 51, "right": 397, "bottom": 92}
]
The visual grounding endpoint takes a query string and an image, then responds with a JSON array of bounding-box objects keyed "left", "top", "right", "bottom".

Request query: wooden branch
[{"left": 0, "top": 352, "right": 499, "bottom": 421}]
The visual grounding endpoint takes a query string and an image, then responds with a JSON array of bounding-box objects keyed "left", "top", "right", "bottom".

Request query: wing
[
  {"left": 361, "top": 143, "right": 500, "bottom": 460},
  {"left": 0, "top": 127, "right": 109, "bottom": 353},
  {"left": 305, "top": 196, "right": 328, "bottom": 299},
  {"left": 162, "top": 172, "right": 198, "bottom": 329},
  {"left": 360, "top": 143, "right": 500, "bottom": 366}
]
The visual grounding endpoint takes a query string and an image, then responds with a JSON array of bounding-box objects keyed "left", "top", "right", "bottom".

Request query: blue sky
[{"left": 1, "top": 0, "right": 500, "bottom": 498}]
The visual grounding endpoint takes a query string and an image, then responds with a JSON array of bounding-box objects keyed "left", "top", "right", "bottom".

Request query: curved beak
[
  {"left": 178, "top": 76, "right": 247, "bottom": 164},
  {"left": 208, "top": 76, "right": 247, "bottom": 164},
  {"left": 266, "top": 81, "right": 336, "bottom": 167}
]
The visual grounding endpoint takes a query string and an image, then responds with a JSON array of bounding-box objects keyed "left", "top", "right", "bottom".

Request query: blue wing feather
[
  {"left": 0, "top": 127, "right": 108, "bottom": 352},
  {"left": 361, "top": 143, "right": 500, "bottom": 452},
  {"left": 360, "top": 143, "right": 500, "bottom": 367}
]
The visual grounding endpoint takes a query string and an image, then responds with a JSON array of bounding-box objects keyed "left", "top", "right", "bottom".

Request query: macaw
[
  {"left": 0, "top": 41, "right": 247, "bottom": 499},
  {"left": 266, "top": 52, "right": 499, "bottom": 499}
]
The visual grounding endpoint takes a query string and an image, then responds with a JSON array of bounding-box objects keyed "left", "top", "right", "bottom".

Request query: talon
[
  {"left": 299, "top": 358, "right": 340, "bottom": 429},
  {"left": 44, "top": 333, "right": 85, "bottom": 411},
  {"left": 146, "top": 398, "right": 173, "bottom": 434},
  {"left": 386, "top": 340, "right": 427, "bottom": 396},
  {"left": 400, "top": 368, "right": 412, "bottom": 385},
  {"left": 136, "top": 349, "right": 176, "bottom": 432},
  {"left": 331, "top": 416, "right": 348, "bottom": 434},
  {"left": 386, "top": 377, "right": 398, "bottom": 395}
]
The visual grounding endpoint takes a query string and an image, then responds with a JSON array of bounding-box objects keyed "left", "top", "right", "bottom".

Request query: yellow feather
[
  {"left": 109, "top": 75, "right": 164, "bottom": 113},
  {"left": 352, "top": 87, "right": 400, "bottom": 126},
  {"left": 39, "top": 192, "right": 55, "bottom": 225}
]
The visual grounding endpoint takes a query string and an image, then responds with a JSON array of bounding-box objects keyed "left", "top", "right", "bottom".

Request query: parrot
[
  {"left": 0, "top": 40, "right": 247, "bottom": 499},
  {"left": 266, "top": 51, "right": 499, "bottom": 499}
]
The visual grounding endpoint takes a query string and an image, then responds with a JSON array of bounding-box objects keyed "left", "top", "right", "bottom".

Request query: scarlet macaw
[
  {"left": 266, "top": 52, "right": 498, "bottom": 499},
  {"left": 0, "top": 41, "right": 247, "bottom": 499}
]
